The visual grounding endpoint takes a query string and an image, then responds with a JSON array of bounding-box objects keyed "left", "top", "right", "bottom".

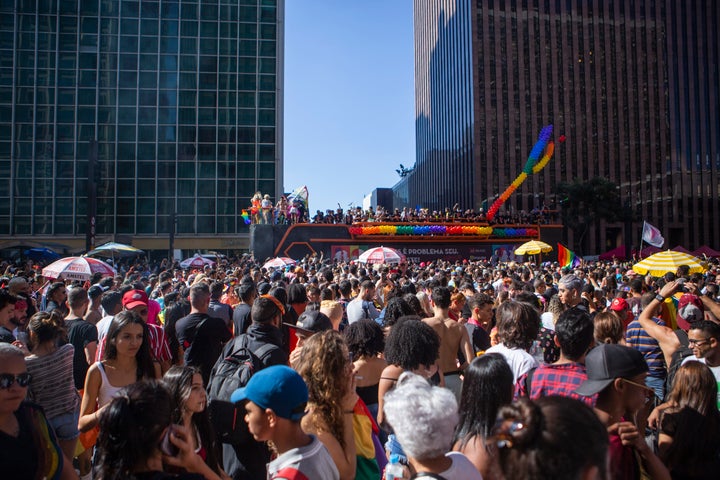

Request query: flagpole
[{"left": 639, "top": 222, "right": 645, "bottom": 259}]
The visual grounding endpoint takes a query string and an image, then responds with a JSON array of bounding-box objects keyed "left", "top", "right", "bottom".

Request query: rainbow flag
[
  {"left": 240, "top": 209, "right": 251, "bottom": 225},
  {"left": 558, "top": 243, "right": 581, "bottom": 268}
]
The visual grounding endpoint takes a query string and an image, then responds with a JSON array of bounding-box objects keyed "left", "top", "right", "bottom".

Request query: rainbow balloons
[{"left": 486, "top": 125, "right": 556, "bottom": 221}]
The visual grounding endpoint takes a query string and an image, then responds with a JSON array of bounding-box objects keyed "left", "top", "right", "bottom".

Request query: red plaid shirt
[{"left": 529, "top": 362, "right": 596, "bottom": 407}]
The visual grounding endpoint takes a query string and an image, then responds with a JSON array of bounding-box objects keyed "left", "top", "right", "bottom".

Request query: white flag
[{"left": 642, "top": 221, "right": 665, "bottom": 248}]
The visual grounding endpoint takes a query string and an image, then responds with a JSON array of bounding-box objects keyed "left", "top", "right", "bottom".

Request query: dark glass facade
[
  {"left": 0, "top": 0, "right": 283, "bottom": 245},
  {"left": 401, "top": 0, "right": 720, "bottom": 252}
]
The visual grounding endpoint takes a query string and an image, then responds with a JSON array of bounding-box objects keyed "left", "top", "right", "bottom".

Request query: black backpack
[{"left": 206, "top": 335, "right": 278, "bottom": 445}]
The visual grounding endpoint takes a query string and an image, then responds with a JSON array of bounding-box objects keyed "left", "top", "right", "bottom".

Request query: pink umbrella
[
  {"left": 358, "top": 246, "right": 406, "bottom": 265},
  {"left": 179, "top": 254, "right": 216, "bottom": 269},
  {"left": 262, "top": 257, "right": 297, "bottom": 270},
  {"left": 42, "top": 256, "right": 116, "bottom": 281}
]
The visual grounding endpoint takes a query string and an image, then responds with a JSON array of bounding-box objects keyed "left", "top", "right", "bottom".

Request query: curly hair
[
  {"left": 383, "top": 297, "right": 414, "bottom": 328},
  {"left": 495, "top": 301, "right": 540, "bottom": 351},
  {"left": 344, "top": 318, "right": 385, "bottom": 358},
  {"left": 384, "top": 317, "right": 440, "bottom": 370},
  {"left": 293, "top": 330, "right": 350, "bottom": 449}
]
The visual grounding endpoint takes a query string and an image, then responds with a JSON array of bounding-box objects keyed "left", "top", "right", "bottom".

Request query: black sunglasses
[{"left": 0, "top": 373, "right": 32, "bottom": 389}]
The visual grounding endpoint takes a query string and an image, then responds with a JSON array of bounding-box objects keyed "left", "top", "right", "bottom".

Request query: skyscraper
[
  {"left": 401, "top": 0, "right": 720, "bottom": 252},
  {"left": 0, "top": 0, "right": 284, "bottom": 251}
]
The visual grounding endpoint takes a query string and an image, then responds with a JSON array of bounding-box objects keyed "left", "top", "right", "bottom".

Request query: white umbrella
[
  {"left": 358, "top": 246, "right": 406, "bottom": 265},
  {"left": 262, "top": 257, "right": 297, "bottom": 270},
  {"left": 180, "top": 254, "right": 216, "bottom": 269},
  {"left": 86, "top": 242, "right": 144, "bottom": 257},
  {"left": 42, "top": 256, "right": 116, "bottom": 281}
]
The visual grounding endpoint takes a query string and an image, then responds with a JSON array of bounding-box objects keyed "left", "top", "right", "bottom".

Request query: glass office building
[
  {"left": 402, "top": 0, "right": 720, "bottom": 252},
  {"left": 0, "top": 0, "right": 283, "bottom": 249}
]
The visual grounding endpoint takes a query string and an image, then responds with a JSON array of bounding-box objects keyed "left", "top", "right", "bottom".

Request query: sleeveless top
[
  {"left": 356, "top": 383, "right": 380, "bottom": 406},
  {"left": 96, "top": 362, "right": 124, "bottom": 407}
]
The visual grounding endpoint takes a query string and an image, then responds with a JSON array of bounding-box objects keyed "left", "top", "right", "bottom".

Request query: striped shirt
[
  {"left": 95, "top": 322, "right": 172, "bottom": 364},
  {"left": 25, "top": 344, "right": 80, "bottom": 419},
  {"left": 626, "top": 317, "right": 667, "bottom": 378}
]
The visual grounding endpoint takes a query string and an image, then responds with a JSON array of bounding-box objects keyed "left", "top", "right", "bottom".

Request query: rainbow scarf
[
  {"left": 558, "top": 243, "right": 581, "bottom": 268},
  {"left": 20, "top": 403, "right": 63, "bottom": 480}
]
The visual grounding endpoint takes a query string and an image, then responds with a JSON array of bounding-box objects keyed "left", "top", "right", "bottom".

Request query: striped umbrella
[
  {"left": 86, "top": 242, "right": 144, "bottom": 257},
  {"left": 358, "top": 246, "right": 406, "bottom": 265},
  {"left": 42, "top": 256, "right": 117, "bottom": 281},
  {"left": 262, "top": 257, "right": 297, "bottom": 270},
  {"left": 632, "top": 250, "right": 706, "bottom": 277}
]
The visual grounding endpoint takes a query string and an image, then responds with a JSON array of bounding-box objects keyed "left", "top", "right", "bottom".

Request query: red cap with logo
[{"left": 122, "top": 289, "right": 148, "bottom": 310}]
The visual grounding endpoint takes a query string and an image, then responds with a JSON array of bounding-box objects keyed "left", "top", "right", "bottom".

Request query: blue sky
[{"left": 283, "top": 1, "right": 415, "bottom": 214}]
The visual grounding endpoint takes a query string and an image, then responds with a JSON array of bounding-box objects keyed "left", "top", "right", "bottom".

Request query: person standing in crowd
[
  {"left": 453, "top": 353, "right": 513, "bottom": 478},
  {"left": 95, "top": 290, "right": 123, "bottom": 344},
  {"left": 465, "top": 292, "right": 494, "bottom": 356},
  {"left": 491, "top": 396, "right": 609, "bottom": 480},
  {"left": 84, "top": 285, "right": 104, "bottom": 325},
  {"left": 231, "top": 281, "right": 256, "bottom": 336},
  {"left": 683, "top": 320, "right": 720, "bottom": 409},
  {"left": 344, "top": 319, "right": 386, "bottom": 423},
  {"left": 233, "top": 365, "right": 339, "bottom": 479},
  {"left": 654, "top": 361, "right": 720, "bottom": 478},
  {"left": 221, "top": 295, "right": 288, "bottom": 480},
  {"left": 485, "top": 301, "right": 539, "bottom": 392},
  {"left": 163, "top": 366, "right": 225, "bottom": 477},
  {"left": 65, "top": 287, "right": 97, "bottom": 392},
  {"left": 346, "top": 280, "right": 379, "bottom": 324},
  {"left": 175, "top": 283, "right": 232, "bottom": 384},
  {"left": 423, "top": 286, "right": 474, "bottom": 401},
  {"left": 0, "top": 289, "right": 17, "bottom": 343},
  {"left": 208, "top": 281, "right": 233, "bottom": 330},
  {"left": 557, "top": 274, "right": 587, "bottom": 311},
  {"left": 45, "top": 281, "right": 69, "bottom": 317},
  {"left": 626, "top": 292, "right": 667, "bottom": 400},
  {"left": 383, "top": 372, "right": 482, "bottom": 479},
  {"left": 576, "top": 343, "right": 670, "bottom": 480},
  {"left": 94, "top": 381, "right": 225, "bottom": 480},
  {"left": 530, "top": 308, "right": 596, "bottom": 406},
  {"left": 24, "top": 311, "right": 80, "bottom": 462},
  {"left": 0, "top": 343, "right": 78, "bottom": 480},
  {"left": 79, "top": 310, "right": 159, "bottom": 443}
]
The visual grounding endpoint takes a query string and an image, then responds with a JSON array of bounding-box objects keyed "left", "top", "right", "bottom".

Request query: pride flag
[{"left": 558, "top": 243, "right": 581, "bottom": 268}]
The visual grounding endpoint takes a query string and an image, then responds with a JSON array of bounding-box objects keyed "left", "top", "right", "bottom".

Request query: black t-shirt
[
  {"left": 176, "top": 312, "right": 232, "bottom": 383},
  {"left": 65, "top": 318, "right": 99, "bottom": 390},
  {"left": 0, "top": 403, "right": 61, "bottom": 480},
  {"left": 231, "top": 303, "right": 252, "bottom": 336}
]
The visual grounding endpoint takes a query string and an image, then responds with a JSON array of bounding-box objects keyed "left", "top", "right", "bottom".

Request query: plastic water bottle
[{"left": 385, "top": 453, "right": 404, "bottom": 480}]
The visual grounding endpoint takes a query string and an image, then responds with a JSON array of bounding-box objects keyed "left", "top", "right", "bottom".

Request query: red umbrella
[
  {"left": 42, "top": 256, "right": 116, "bottom": 281},
  {"left": 179, "top": 254, "right": 216, "bottom": 269},
  {"left": 358, "top": 246, "right": 406, "bottom": 265},
  {"left": 262, "top": 257, "right": 297, "bottom": 270}
]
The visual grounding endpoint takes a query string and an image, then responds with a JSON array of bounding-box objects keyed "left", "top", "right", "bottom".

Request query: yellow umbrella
[
  {"left": 514, "top": 240, "right": 553, "bottom": 256},
  {"left": 632, "top": 250, "right": 706, "bottom": 277}
]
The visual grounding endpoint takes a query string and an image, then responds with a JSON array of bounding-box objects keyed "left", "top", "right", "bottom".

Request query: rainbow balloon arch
[{"left": 348, "top": 224, "right": 539, "bottom": 239}]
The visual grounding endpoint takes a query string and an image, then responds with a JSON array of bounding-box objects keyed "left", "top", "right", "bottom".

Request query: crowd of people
[
  {"left": 247, "top": 192, "right": 558, "bottom": 226},
  {"left": 1, "top": 251, "right": 720, "bottom": 479}
]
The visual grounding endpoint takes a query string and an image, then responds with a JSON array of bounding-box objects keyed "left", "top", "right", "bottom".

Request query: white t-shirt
[
  {"left": 486, "top": 343, "right": 538, "bottom": 382},
  {"left": 682, "top": 356, "right": 720, "bottom": 409},
  {"left": 438, "top": 451, "right": 483, "bottom": 480},
  {"left": 267, "top": 434, "right": 339, "bottom": 480}
]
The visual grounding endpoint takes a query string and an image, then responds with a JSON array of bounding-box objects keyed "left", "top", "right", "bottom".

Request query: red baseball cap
[
  {"left": 610, "top": 297, "right": 629, "bottom": 311},
  {"left": 677, "top": 294, "right": 704, "bottom": 331},
  {"left": 122, "top": 289, "right": 148, "bottom": 310}
]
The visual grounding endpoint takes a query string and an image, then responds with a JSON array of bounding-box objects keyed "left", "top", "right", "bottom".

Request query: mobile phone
[{"left": 160, "top": 425, "right": 179, "bottom": 456}]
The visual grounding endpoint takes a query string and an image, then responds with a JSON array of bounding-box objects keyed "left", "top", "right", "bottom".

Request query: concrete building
[{"left": 399, "top": 0, "right": 720, "bottom": 253}]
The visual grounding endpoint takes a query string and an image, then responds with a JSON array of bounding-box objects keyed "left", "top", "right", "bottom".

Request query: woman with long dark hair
[
  {"left": 79, "top": 310, "right": 159, "bottom": 434},
  {"left": 657, "top": 361, "right": 720, "bottom": 478},
  {"left": 94, "top": 381, "right": 223, "bottom": 479},
  {"left": 163, "top": 366, "right": 223, "bottom": 476},
  {"left": 453, "top": 353, "right": 514, "bottom": 478}
]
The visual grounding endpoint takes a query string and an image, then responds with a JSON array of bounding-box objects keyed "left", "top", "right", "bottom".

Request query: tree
[{"left": 555, "top": 177, "right": 622, "bottom": 254}]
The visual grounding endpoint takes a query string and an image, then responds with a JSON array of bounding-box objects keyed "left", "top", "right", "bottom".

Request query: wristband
[{"left": 655, "top": 294, "right": 665, "bottom": 302}]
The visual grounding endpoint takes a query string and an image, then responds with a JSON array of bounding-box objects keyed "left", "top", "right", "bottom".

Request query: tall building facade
[
  {"left": 0, "top": 0, "right": 284, "bottom": 251},
  {"left": 402, "top": 0, "right": 720, "bottom": 253}
]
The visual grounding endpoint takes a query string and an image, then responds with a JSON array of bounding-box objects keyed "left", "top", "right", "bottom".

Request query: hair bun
[{"left": 494, "top": 398, "right": 543, "bottom": 450}]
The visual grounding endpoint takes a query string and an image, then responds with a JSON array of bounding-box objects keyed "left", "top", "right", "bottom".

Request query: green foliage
[{"left": 555, "top": 177, "right": 622, "bottom": 253}]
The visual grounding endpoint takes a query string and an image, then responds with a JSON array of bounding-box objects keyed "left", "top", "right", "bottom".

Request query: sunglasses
[{"left": 0, "top": 373, "right": 32, "bottom": 389}]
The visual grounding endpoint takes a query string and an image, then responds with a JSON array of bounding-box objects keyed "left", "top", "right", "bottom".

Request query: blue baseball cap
[{"left": 230, "top": 365, "right": 308, "bottom": 421}]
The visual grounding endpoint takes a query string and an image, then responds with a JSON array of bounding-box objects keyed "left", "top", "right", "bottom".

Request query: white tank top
[{"left": 96, "top": 362, "right": 124, "bottom": 408}]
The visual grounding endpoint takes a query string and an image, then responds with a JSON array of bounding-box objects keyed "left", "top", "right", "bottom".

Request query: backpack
[{"left": 206, "top": 335, "right": 278, "bottom": 445}]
